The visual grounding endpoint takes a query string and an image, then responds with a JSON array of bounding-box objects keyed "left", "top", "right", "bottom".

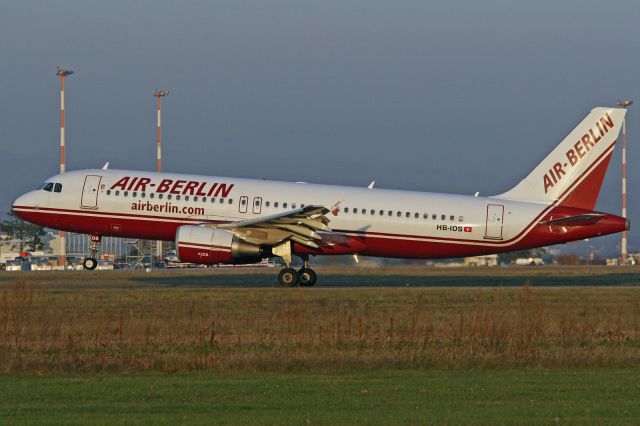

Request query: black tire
[
  {"left": 298, "top": 268, "right": 317, "bottom": 287},
  {"left": 83, "top": 258, "right": 98, "bottom": 271},
  {"left": 278, "top": 268, "right": 299, "bottom": 287}
]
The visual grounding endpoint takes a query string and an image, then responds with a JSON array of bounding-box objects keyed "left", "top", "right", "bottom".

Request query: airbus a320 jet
[{"left": 13, "top": 107, "right": 628, "bottom": 286}]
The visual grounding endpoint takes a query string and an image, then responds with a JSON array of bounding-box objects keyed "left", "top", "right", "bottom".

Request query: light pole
[
  {"left": 618, "top": 99, "right": 633, "bottom": 265},
  {"left": 154, "top": 90, "right": 169, "bottom": 262},
  {"left": 57, "top": 68, "right": 73, "bottom": 268}
]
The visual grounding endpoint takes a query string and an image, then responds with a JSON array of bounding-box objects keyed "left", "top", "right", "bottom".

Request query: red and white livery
[{"left": 13, "top": 107, "right": 629, "bottom": 286}]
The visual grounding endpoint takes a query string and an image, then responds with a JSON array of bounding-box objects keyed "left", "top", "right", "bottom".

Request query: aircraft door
[
  {"left": 239, "top": 196, "right": 248, "bottom": 213},
  {"left": 253, "top": 197, "right": 262, "bottom": 214},
  {"left": 81, "top": 175, "right": 102, "bottom": 209},
  {"left": 485, "top": 204, "right": 504, "bottom": 239}
]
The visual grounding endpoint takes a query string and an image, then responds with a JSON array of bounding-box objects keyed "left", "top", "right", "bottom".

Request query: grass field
[
  {"left": 2, "top": 370, "right": 640, "bottom": 424},
  {"left": 1, "top": 266, "right": 639, "bottom": 423}
]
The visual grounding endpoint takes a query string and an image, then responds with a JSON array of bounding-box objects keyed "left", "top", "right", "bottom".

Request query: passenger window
[
  {"left": 423, "top": 213, "right": 428, "bottom": 219},
  {"left": 167, "top": 195, "right": 172, "bottom": 200},
  {"left": 344, "top": 207, "right": 349, "bottom": 213},
  {"left": 43, "top": 183, "right": 54, "bottom": 192},
  {"left": 132, "top": 192, "right": 137, "bottom": 197},
  {"left": 141, "top": 192, "right": 146, "bottom": 198},
  {"left": 202, "top": 197, "right": 207, "bottom": 203},
  {"left": 352, "top": 208, "right": 357, "bottom": 214},
  {"left": 115, "top": 190, "right": 120, "bottom": 196},
  {"left": 266, "top": 201, "right": 270, "bottom": 207},
  {"left": 185, "top": 196, "right": 189, "bottom": 201},
  {"left": 283, "top": 202, "right": 288, "bottom": 208},
  {"left": 228, "top": 198, "right": 233, "bottom": 204},
  {"left": 361, "top": 209, "right": 366, "bottom": 214},
  {"left": 388, "top": 211, "right": 393, "bottom": 216},
  {"left": 379, "top": 210, "right": 384, "bottom": 216},
  {"left": 54, "top": 183, "right": 62, "bottom": 193},
  {"left": 106, "top": 190, "right": 111, "bottom": 195},
  {"left": 275, "top": 202, "right": 279, "bottom": 208},
  {"left": 124, "top": 191, "right": 128, "bottom": 197},
  {"left": 432, "top": 214, "right": 437, "bottom": 220},
  {"left": 397, "top": 211, "right": 401, "bottom": 217},
  {"left": 370, "top": 209, "right": 375, "bottom": 215},
  {"left": 211, "top": 198, "right": 215, "bottom": 203},
  {"left": 459, "top": 216, "right": 464, "bottom": 222},
  {"left": 292, "top": 203, "right": 297, "bottom": 208},
  {"left": 414, "top": 213, "right": 419, "bottom": 219},
  {"left": 150, "top": 193, "right": 155, "bottom": 199},
  {"left": 220, "top": 198, "right": 224, "bottom": 204},
  {"left": 450, "top": 215, "right": 455, "bottom": 221},
  {"left": 405, "top": 212, "right": 410, "bottom": 218},
  {"left": 194, "top": 196, "right": 198, "bottom": 201},
  {"left": 441, "top": 214, "right": 446, "bottom": 220},
  {"left": 176, "top": 195, "right": 181, "bottom": 201}
]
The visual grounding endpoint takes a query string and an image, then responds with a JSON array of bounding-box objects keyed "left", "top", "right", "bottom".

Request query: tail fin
[{"left": 495, "top": 107, "right": 626, "bottom": 209}]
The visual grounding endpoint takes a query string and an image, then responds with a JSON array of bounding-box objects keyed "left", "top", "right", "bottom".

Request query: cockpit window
[
  {"left": 54, "top": 183, "right": 62, "bottom": 193},
  {"left": 42, "top": 183, "right": 54, "bottom": 192}
]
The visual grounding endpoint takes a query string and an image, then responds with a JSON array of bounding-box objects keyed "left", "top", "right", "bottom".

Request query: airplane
[{"left": 12, "top": 106, "right": 628, "bottom": 286}]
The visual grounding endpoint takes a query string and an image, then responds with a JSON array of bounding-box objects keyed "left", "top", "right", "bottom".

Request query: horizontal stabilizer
[{"left": 539, "top": 213, "right": 605, "bottom": 227}]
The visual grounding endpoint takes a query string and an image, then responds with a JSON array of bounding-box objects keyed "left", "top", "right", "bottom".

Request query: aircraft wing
[{"left": 206, "top": 205, "right": 332, "bottom": 248}]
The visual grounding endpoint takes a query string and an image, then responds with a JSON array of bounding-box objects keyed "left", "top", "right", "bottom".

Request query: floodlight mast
[
  {"left": 617, "top": 99, "right": 633, "bottom": 265},
  {"left": 153, "top": 90, "right": 169, "bottom": 262},
  {"left": 56, "top": 68, "right": 73, "bottom": 268}
]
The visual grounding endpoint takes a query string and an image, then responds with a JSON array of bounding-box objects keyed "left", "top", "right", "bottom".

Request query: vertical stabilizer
[{"left": 495, "top": 107, "right": 626, "bottom": 210}]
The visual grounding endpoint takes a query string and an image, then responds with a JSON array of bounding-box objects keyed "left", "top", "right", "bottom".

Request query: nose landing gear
[{"left": 83, "top": 234, "right": 101, "bottom": 271}]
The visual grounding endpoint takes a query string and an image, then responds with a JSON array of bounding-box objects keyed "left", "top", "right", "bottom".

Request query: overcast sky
[{"left": 1, "top": 0, "right": 639, "bottom": 256}]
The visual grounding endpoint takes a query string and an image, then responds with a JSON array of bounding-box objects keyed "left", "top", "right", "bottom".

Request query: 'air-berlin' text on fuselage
[
  {"left": 543, "top": 113, "right": 614, "bottom": 194},
  {"left": 109, "top": 176, "right": 235, "bottom": 197}
]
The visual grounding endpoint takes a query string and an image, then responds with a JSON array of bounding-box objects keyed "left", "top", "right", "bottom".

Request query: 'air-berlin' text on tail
[{"left": 496, "top": 107, "right": 626, "bottom": 210}]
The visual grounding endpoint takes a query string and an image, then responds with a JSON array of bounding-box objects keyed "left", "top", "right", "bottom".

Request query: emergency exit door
[
  {"left": 485, "top": 204, "right": 504, "bottom": 239},
  {"left": 81, "top": 175, "right": 102, "bottom": 209}
]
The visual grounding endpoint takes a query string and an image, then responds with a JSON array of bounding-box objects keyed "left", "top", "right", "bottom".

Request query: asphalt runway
[
  {"left": 3, "top": 266, "right": 640, "bottom": 288},
  {"left": 132, "top": 269, "right": 640, "bottom": 288}
]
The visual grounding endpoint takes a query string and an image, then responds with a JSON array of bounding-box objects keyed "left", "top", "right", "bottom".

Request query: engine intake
[{"left": 176, "top": 225, "right": 262, "bottom": 264}]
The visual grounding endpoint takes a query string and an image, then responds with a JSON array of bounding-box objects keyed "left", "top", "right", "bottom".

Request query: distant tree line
[{"left": 0, "top": 211, "right": 45, "bottom": 252}]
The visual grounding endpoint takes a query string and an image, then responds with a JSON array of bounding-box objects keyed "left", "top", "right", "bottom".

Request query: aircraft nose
[
  {"left": 12, "top": 191, "right": 37, "bottom": 220},
  {"left": 13, "top": 192, "right": 32, "bottom": 208}
]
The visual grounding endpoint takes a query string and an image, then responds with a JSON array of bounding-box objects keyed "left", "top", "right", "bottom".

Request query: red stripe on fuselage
[{"left": 13, "top": 206, "right": 626, "bottom": 259}]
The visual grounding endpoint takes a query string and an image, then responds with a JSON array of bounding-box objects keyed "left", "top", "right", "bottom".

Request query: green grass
[{"left": 1, "top": 370, "right": 639, "bottom": 425}]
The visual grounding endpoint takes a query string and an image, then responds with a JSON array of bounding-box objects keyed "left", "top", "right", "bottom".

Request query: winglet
[{"left": 102, "top": 162, "right": 110, "bottom": 170}]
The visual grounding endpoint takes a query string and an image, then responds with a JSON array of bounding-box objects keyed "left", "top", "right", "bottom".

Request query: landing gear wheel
[
  {"left": 83, "top": 258, "right": 98, "bottom": 271},
  {"left": 298, "top": 268, "right": 317, "bottom": 287},
  {"left": 278, "top": 268, "right": 299, "bottom": 287}
]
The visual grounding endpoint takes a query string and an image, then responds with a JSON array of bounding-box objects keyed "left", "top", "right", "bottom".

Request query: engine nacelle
[{"left": 175, "top": 226, "right": 262, "bottom": 264}]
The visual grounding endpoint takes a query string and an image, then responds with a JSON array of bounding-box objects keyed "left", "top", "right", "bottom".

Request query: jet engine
[{"left": 175, "top": 225, "right": 262, "bottom": 264}]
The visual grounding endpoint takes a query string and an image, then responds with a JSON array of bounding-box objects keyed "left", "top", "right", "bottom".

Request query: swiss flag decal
[{"left": 464, "top": 226, "right": 472, "bottom": 232}]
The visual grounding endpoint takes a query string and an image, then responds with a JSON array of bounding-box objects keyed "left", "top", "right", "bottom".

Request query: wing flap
[{"left": 211, "top": 205, "right": 332, "bottom": 246}]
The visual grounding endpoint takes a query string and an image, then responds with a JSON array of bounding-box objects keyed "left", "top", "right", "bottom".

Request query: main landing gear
[
  {"left": 82, "top": 235, "right": 101, "bottom": 271},
  {"left": 277, "top": 256, "right": 317, "bottom": 287}
]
